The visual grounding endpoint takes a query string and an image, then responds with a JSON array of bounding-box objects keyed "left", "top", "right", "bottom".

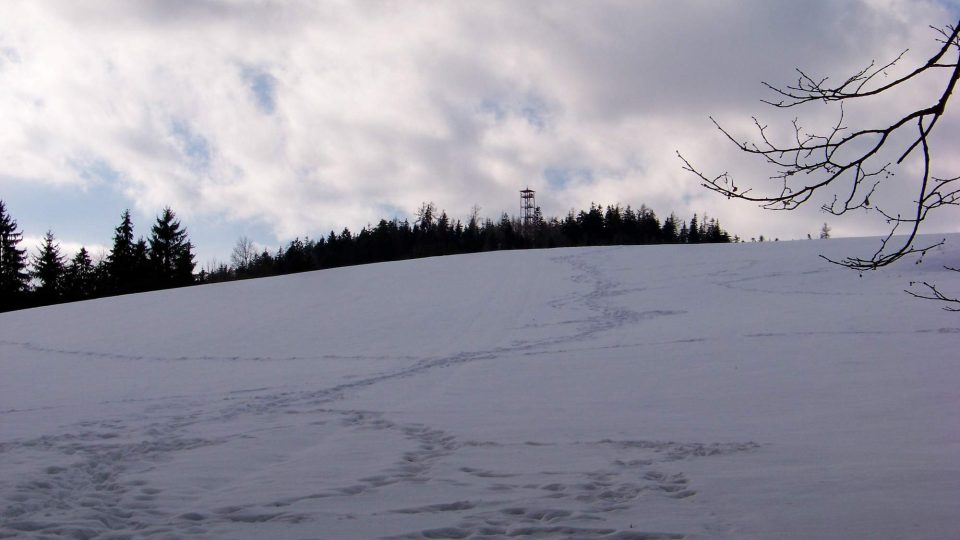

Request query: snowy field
[{"left": 1, "top": 237, "right": 959, "bottom": 539}]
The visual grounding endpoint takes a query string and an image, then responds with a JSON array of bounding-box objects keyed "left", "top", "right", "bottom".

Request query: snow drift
[{"left": 1, "top": 237, "right": 958, "bottom": 539}]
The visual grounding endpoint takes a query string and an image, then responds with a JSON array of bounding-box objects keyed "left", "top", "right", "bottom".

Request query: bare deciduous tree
[
  {"left": 679, "top": 20, "right": 960, "bottom": 309},
  {"left": 231, "top": 236, "right": 256, "bottom": 270}
]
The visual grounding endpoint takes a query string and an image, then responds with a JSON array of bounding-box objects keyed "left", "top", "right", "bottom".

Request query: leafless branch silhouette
[{"left": 679, "top": 21, "right": 960, "bottom": 309}]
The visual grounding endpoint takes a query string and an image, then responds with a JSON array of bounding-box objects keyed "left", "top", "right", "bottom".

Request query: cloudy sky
[{"left": 2, "top": 0, "right": 959, "bottom": 265}]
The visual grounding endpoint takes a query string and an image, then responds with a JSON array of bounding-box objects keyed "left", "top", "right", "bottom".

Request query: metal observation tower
[{"left": 520, "top": 187, "right": 536, "bottom": 230}]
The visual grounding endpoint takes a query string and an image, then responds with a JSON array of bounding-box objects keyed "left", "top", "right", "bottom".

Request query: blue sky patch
[
  {"left": 170, "top": 119, "right": 212, "bottom": 172},
  {"left": 242, "top": 66, "right": 277, "bottom": 114},
  {"left": 478, "top": 99, "right": 507, "bottom": 122},
  {"left": 478, "top": 95, "right": 550, "bottom": 130},
  {"left": 72, "top": 156, "right": 121, "bottom": 184},
  {"left": 520, "top": 95, "right": 549, "bottom": 131},
  {"left": 1, "top": 178, "right": 134, "bottom": 252},
  {"left": 543, "top": 167, "right": 593, "bottom": 190}
]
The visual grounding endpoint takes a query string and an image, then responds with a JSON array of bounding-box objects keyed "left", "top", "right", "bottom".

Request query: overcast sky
[{"left": 2, "top": 0, "right": 959, "bottom": 265}]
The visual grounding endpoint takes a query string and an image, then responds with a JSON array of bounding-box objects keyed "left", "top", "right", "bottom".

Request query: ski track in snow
[{"left": 7, "top": 245, "right": 945, "bottom": 539}]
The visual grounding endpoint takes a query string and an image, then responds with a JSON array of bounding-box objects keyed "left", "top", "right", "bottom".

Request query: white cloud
[{"left": 1, "top": 0, "right": 957, "bottom": 257}]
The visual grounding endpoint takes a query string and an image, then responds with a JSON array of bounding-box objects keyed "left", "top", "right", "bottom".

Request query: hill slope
[{"left": 2, "top": 238, "right": 958, "bottom": 539}]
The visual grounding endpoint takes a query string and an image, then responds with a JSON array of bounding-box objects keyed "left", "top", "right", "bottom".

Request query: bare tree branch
[
  {"left": 679, "top": 21, "right": 960, "bottom": 309},
  {"left": 907, "top": 279, "right": 960, "bottom": 311}
]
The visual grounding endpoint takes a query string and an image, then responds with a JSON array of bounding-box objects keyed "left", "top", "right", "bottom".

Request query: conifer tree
[
  {"left": 64, "top": 247, "right": 96, "bottom": 300},
  {"left": 621, "top": 205, "right": 639, "bottom": 244},
  {"left": 107, "top": 210, "right": 137, "bottom": 294},
  {"left": 148, "top": 207, "right": 195, "bottom": 287},
  {"left": 661, "top": 213, "right": 679, "bottom": 243},
  {"left": 0, "top": 201, "right": 29, "bottom": 309},
  {"left": 32, "top": 230, "right": 66, "bottom": 303},
  {"left": 498, "top": 213, "right": 517, "bottom": 249},
  {"left": 131, "top": 238, "right": 151, "bottom": 291},
  {"left": 638, "top": 205, "right": 661, "bottom": 244},
  {"left": 604, "top": 205, "right": 623, "bottom": 244},
  {"left": 579, "top": 204, "right": 604, "bottom": 245},
  {"left": 464, "top": 205, "right": 482, "bottom": 252},
  {"left": 688, "top": 214, "right": 701, "bottom": 244}
]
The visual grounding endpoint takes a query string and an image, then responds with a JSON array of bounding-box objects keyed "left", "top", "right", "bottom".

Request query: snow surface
[{"left": 1, "top": 237, "right": 959, "bottom": 539}]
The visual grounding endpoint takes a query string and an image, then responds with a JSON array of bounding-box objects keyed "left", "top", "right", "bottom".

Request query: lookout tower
[{"left": 520, "top": 187, "right": 536, "bottom": 229}]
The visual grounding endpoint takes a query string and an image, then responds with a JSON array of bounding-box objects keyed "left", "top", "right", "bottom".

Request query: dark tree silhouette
[
  {"left": 132, "top": 238, "right": 152, "bottom": 289},
  {"left": 0, "top": 201, "right": 29, "bottom": 310},
  {"left": 149, "top": 207, "right": 195, "bottom": 288},
  {"left": 688, "top": 214, "right": 701, "bottom": 244},
  {"left": 32, "top": 230, "right": 66, "bottom": 304},
  {"left": 638, "top": 205, "right": 661, "bottom": 244},
  {"left": 578, "top": 204, "right": 605, "bottom": 245},
  {"left": 463, "top": 206, "right": 483, "bottom": 253},
  {"left": 64, "top": 247, "right": 96, "bottom": 301},
  {"left": 107, "top": 210, "right": 139, "bottom": 294},
  {"left": 0, "top": 197, "right": 733, "bottom": 312},
  {"left": 661, "top": 213, "right": 679, "bottom": 244},
  {"left": 680, "top": 20, "right": 960, "bottom": 309}
]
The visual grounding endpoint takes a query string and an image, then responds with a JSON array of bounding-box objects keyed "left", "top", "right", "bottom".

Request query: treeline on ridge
[
  {"left": 0, "top": 200, "right": 733, "bottom": 313},
  {"left": 1, "top": 203, "right": 195, "bottom": 312},
  {"left": 206, "top": 202, "right": 733, "bottom": 282}
]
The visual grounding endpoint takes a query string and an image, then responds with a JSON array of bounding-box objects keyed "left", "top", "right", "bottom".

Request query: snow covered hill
[{"left": 2, "top": 237, "right": 958, "bottom": 539}]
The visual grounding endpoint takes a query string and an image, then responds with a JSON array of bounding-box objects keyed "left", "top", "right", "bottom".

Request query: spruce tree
[
  {"left": 604, "top": 205, "right": 623, "bottom": 244},
  {"left": 107, "top": 210, "right": 137, "bottom": 294},
  {"left": 661, "top": 213, "right": 679, "bottom": 243},
  {"left": 621, "top": 205, "right": 639, "bottom": 244},
  {"left": 32, "top": 230, "right": 66, "bottom": 304},
  {"left": 148, "top": 207, "right": 195, "bottom": 287},
  {"left": 638, "top": 205, "right": 661, "bottom": 243},
  {"left": 688, "top": 214, "right": 701, "bottom": 244},
  {"left": 175, "top": 241, "right": 197, "bottom": 282},
  {"left": 64, "top": 247, "right": 96, "bottom": 300},
  {"left": 0, "top": 201, "right": 29, "bottom": 310},
  {"left": 579, "top": 204, "right": 604, "bottom": 245},
  {"left": 131, "top": 238, "right": 151, "bottom": 291}
]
